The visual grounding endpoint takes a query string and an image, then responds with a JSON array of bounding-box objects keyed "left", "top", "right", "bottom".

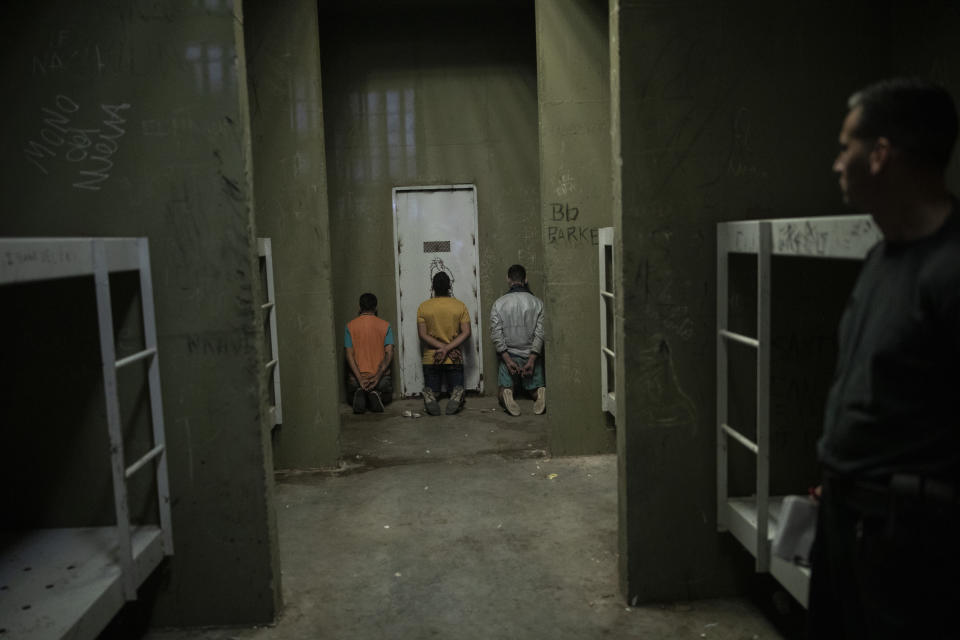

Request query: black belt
[{"left": 827, "top": 473, "right": 960, "bottom": 517}]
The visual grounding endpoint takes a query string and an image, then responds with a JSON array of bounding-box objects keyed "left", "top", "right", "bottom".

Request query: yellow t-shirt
[{"left": 417, "top": 296, "right": 470, "bottom": 365}]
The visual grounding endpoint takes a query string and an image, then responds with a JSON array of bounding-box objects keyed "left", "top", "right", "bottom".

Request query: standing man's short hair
[
  {"left": 359, "top": 292, "right": 378, "bottom": 312},
  {"left": 848, "top": 77, "right": 959, "bottom": 169},
  {"left": 507, "top": 264, "right": 526, "bottom": 283}
]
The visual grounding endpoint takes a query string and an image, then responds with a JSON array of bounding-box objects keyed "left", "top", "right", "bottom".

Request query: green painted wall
[
  {"left": 535, "top": 0, "right": 615, "bottom": 455},
  {"left": 319, "top": 4, "right": 542, "bottom": 399},
  {"left": 612, "top": 0, "right": 872, "bottom": 603},
  {"left": 0, "top": 0, "right": 279, "bottom": 626},
  {"left": 244, "top": 0, "right": 341, "bottom": 470},
  {"left": 890, "top": 0, "right": 960, "bottom": 193},
  {"left": 611, "top": 0, "right": 960, "bottom": 604}
]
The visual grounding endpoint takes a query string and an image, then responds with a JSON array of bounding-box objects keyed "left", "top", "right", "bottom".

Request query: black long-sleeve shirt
[{"left": 819, "top": 202, "right": 960, "bottom": 481}]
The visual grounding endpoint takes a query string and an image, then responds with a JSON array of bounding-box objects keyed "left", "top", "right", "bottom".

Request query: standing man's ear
[{"left": 870, "top": 137, "right": 893, "bottom": 175}]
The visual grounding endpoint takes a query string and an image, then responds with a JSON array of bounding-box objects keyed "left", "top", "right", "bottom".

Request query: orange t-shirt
[{"left": 345, "top": 314, "right": 393, "bottom": 379}]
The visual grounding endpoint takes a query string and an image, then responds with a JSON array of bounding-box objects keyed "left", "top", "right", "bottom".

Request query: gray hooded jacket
[{"left": 490, "top": 287, "right": 544, "bottom": 358}]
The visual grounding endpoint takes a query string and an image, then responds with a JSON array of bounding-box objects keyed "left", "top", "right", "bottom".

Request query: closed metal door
[{"left": 392, "top": 185, "right": 484, "bottom": 396}]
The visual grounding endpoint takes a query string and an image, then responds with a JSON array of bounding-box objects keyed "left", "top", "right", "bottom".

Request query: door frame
[{"left": 391, "top": 184, "right": 485, "bottom": 396}]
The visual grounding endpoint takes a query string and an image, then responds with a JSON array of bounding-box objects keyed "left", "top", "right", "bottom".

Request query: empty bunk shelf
[
  {"left": 722, "top": 496, "right": 812, "bottom": 607},
  {"left": 0, "top": 527, "right": 165, "bottom": 639},
  {"left": 1, "top": 237, "right": 173, "bottom": 640}
]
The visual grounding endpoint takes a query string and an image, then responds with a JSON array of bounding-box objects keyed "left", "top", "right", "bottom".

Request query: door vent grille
[{"left": 423, "top": 241, "right": 451, "bottom": 253}]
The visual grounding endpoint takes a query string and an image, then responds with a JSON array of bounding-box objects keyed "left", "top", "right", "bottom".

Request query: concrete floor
[{"left": 142, "top": 395, "right": 800, "bottom": 640}]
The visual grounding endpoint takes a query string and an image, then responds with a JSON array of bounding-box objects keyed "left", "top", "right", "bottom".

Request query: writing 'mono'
[{"left": 24, "top": 95, "right": 131, "bottom": 191}]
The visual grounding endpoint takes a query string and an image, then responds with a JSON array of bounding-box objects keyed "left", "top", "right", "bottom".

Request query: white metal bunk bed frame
[
  {"left": 0, "top": 237, "right": 173, "bottom": 639},
  {"left": 598, "top": 226, "right": 616, "bottom": 417},
  {"left": 715, "top": 215, "right": 881, "bottom": 607},
  {"left": 257, "top": 238, "right": 282, "bottom": 426}
]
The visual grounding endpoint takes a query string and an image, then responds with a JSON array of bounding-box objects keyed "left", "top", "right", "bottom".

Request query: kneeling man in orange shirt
[{"left": 345, "top": 293, "right": 394, "bottom": 413}]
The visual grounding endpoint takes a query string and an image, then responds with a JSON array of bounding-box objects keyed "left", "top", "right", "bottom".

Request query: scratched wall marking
[
  {"left": 776, "top": 222, "right": 829, "bottom": 255},
  {"left": 31, "top": 29, "right": 108, "bottom": 77}
]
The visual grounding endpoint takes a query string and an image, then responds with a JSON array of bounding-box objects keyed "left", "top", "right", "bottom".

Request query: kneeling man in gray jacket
[{"left": 490, "top": 264, "right": 545, "bottom": 416}]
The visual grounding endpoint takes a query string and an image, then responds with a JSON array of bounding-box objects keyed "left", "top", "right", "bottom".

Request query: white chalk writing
[
  {"left": 23, "top": 96, "right": 131, "bottom": 191},
  {"left": 73, "top": 104, "right": 131, "bottom": 191}
]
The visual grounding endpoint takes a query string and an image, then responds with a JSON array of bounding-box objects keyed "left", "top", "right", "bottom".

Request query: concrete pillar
[
  {"left": 535, "top": 0, "right": 616, "bottom": 455},
  {"left": 244, "top": 0, "right": 341, "bottom": 470}
]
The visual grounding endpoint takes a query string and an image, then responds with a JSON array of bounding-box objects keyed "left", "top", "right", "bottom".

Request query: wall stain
[{"left": 634, "top": 335, "right": 698, "bottom": 432}]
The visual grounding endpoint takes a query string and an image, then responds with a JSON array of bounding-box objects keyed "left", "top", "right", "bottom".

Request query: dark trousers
[
  {"left": 346, "top": 373, "right": 393, "bottom": 403},
  {"left": 422, "top": 364, "right": 464, "bottom": 394},
  {"left": 808, "top": 475, "right": 960, "bottom": 639}
]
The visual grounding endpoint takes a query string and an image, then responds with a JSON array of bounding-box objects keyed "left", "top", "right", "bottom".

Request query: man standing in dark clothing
[{"left": 809, "top": 78, "right": 960, "bottom": 638}]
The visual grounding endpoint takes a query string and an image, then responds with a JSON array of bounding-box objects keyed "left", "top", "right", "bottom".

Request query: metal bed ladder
[
  {"left": 598, "top": 227, "right": 616, "bottom": 418},
  {"left": 716, "top": 221, "right": 772, "bottom": 572},
  {"left": 258, "top": 238, "right": 282, "bottom": 426},
  {"left": 92, "top": 238, "right": 174, "bottom": 600}
]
